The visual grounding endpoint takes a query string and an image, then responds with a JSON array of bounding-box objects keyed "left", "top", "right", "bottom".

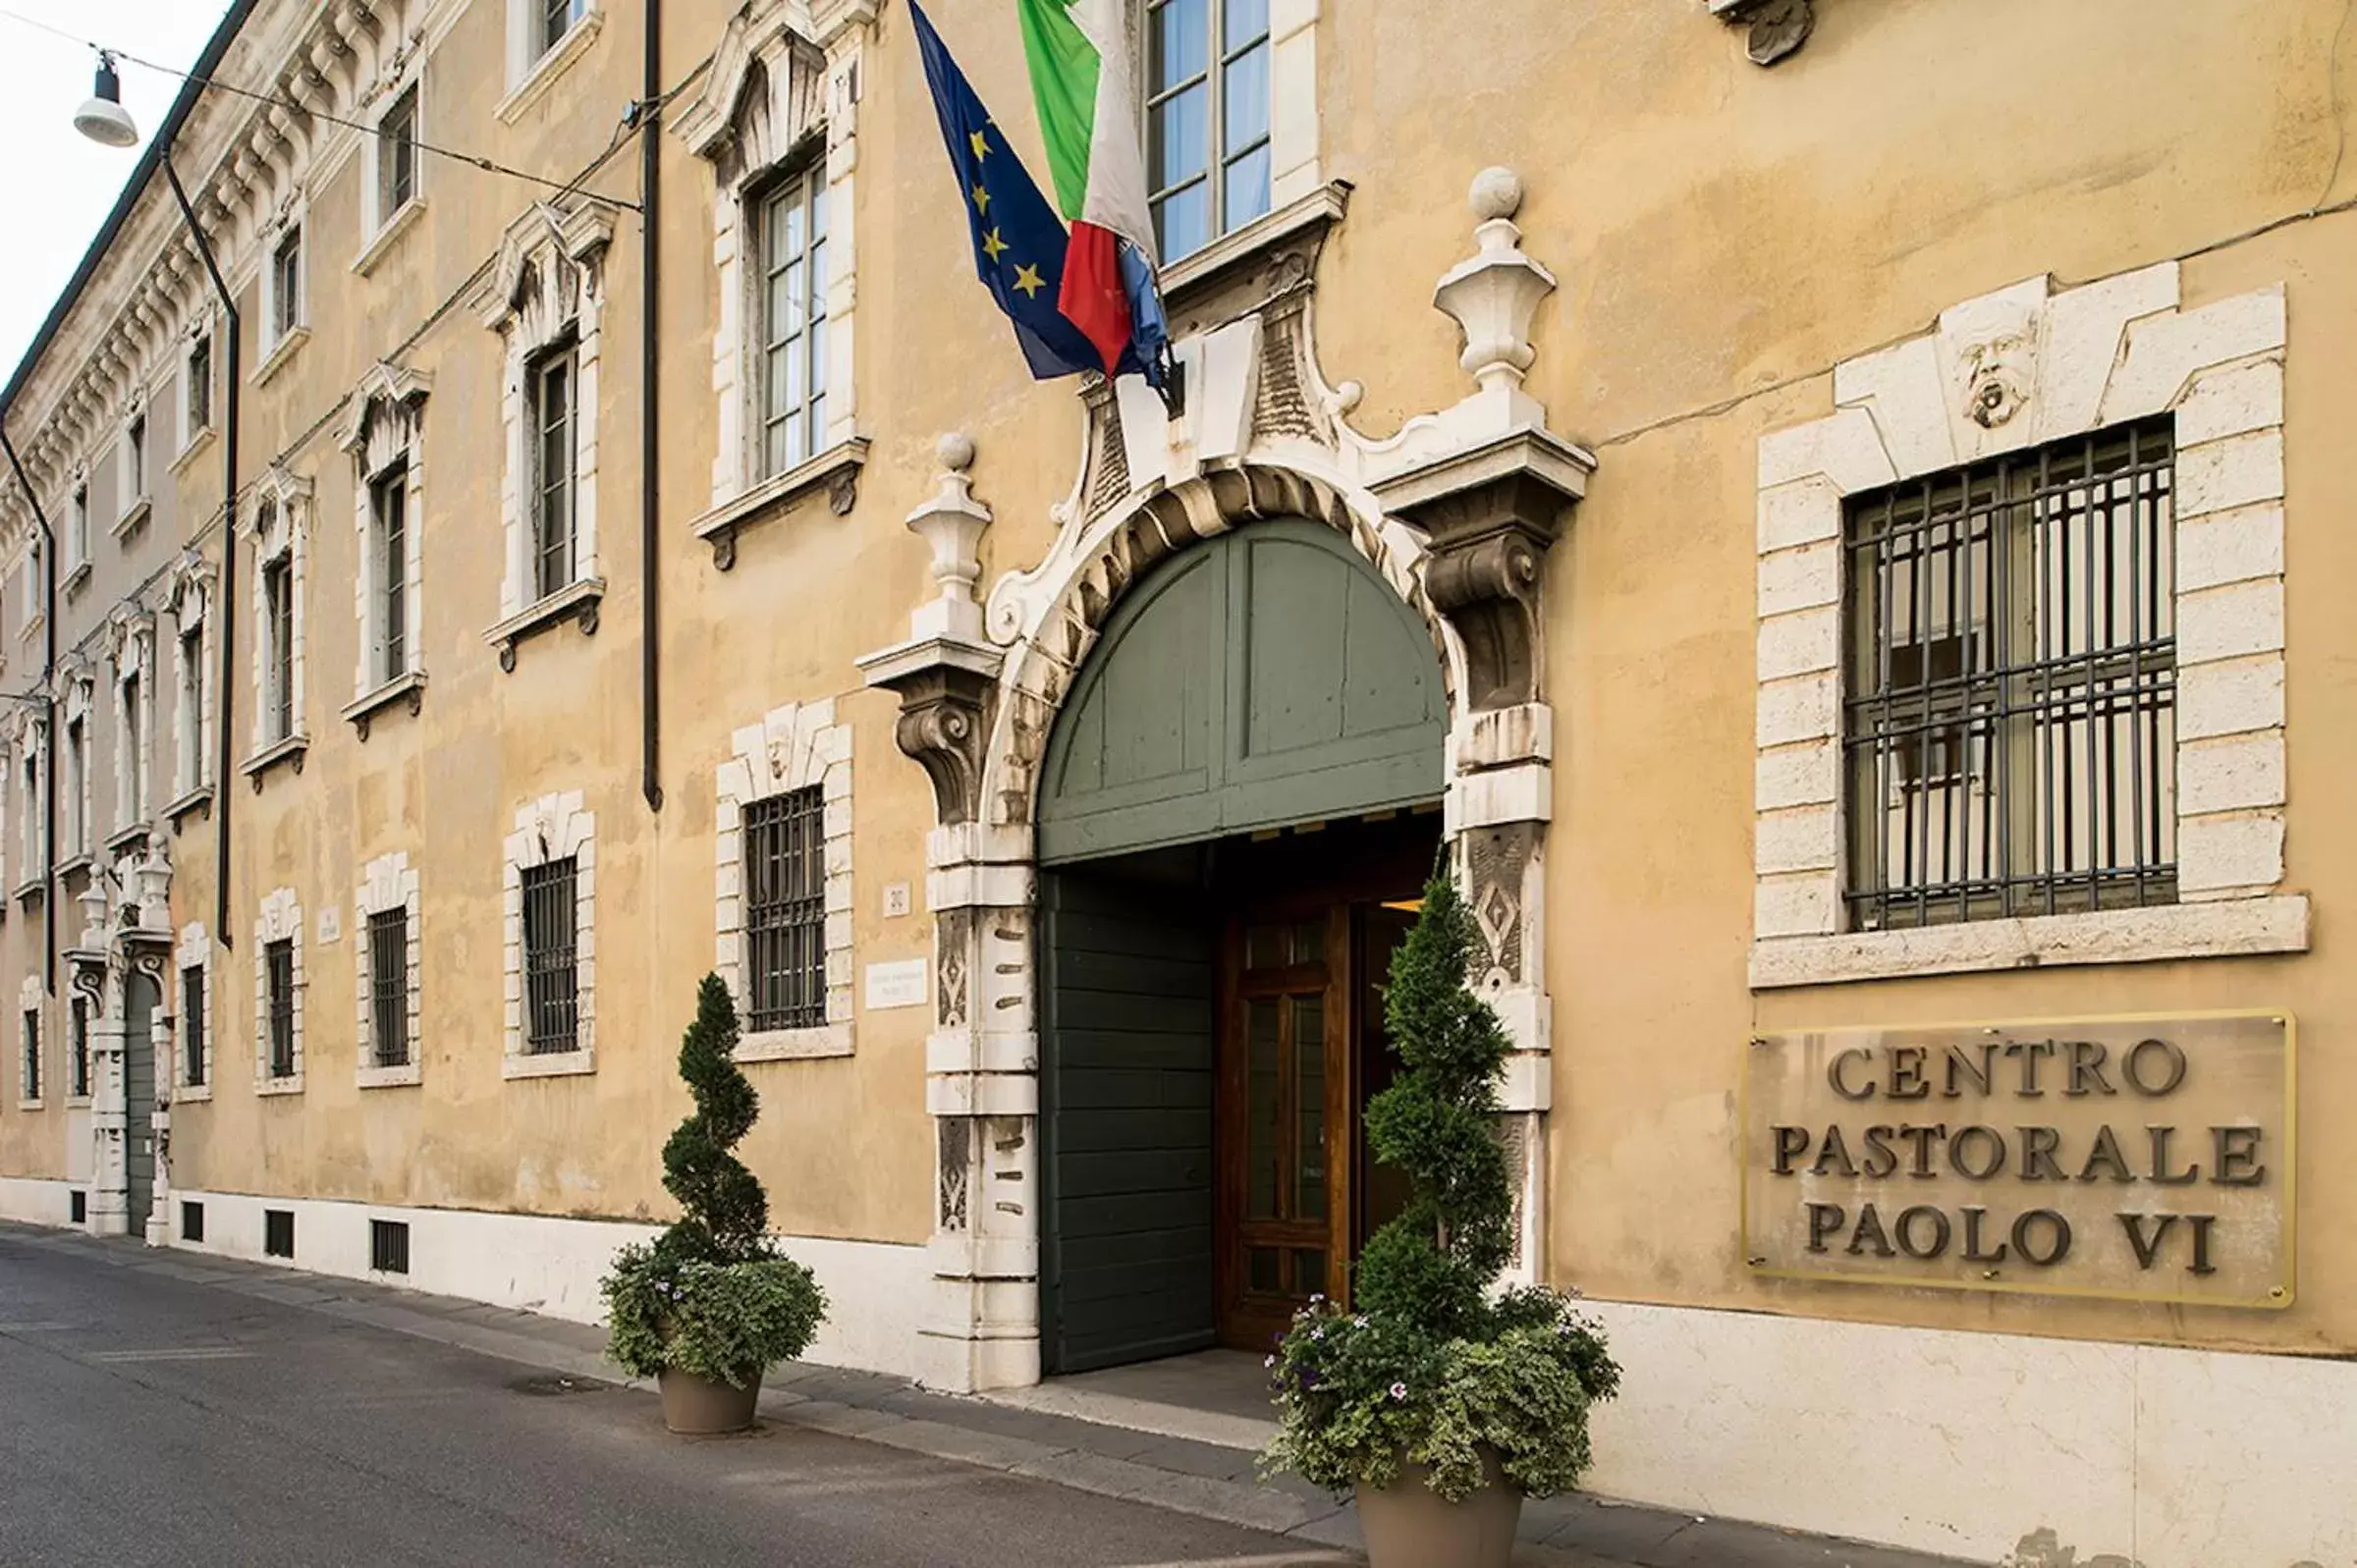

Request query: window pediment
[
  {"left": 673, "top": 6, "right": 831, "bottom": 170},
  {"left": 335, "top": 363, "right": 432, "bottom": 471},
  {"left": 245, "top": 464, "right": 314, "bottom": 550},
  {"left": 477, "top": 199, "right": 617, "bottom": 335}
]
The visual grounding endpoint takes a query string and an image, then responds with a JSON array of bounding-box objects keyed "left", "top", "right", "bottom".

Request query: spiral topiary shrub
[
  {"left": 602, "top": 974, "right": 825, "bottom": 1389},
  {"left": 1262, "top": 868, "right": 1618, "bottom": 1502}
]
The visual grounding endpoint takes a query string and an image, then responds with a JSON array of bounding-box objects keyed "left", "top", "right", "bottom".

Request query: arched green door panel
[{"left": 1039, "top": 521, "right": 1444, "bottom": 865}]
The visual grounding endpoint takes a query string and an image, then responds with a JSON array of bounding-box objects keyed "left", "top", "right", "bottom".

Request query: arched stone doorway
[{"left": 1032, "top": 518, "right": 1447, "bottom": 1372}]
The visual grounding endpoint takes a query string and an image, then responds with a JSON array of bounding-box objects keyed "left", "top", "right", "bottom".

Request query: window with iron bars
[
  {"left": 265, "top": 938, "right": 297, "bottom": 1079},
  {"left": 368, "top": 906, "right": 411, "bottom": 1068},
  {"left": 743, "top": 786, "right": 826, "bottom": 1032},
  {"left": 521, "top": 856, "right": 579, "bottom": 1054},
  {"left": 181, "top": 962, "right": 206, "bottom": 1087},
  {"left": 1842, "top": 417, "right": 2176, "bottom": 931}
]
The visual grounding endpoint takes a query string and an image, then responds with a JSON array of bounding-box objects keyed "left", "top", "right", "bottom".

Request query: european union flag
[{"left": 908, "top": 0, "right": 1107, "bottom": 381}]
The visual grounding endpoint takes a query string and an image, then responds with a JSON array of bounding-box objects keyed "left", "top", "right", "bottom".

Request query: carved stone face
[{"left": 1960, "top": 335, "right": 2031, "bottom": 429}]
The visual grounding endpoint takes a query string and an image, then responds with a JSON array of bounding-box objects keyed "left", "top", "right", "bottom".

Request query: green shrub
[
  {"left": 1261, "top": 870, "right": 1617, "bottom": 1502},
  {"left": 599, "top": 974, "right": 826, "bottom": 1384}
]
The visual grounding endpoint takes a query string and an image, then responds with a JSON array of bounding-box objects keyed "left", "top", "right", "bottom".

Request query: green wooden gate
[
  {"left": 1036, "top": 520, "right": 1446, "bottom": 865},
  {"left": 1035, "top": 520, "right": 1445, "bottom": 1372}
]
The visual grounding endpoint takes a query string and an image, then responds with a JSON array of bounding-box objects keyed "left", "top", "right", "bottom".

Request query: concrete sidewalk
[{"left": 0, "top": 1222, "right": 1981, "bottom": 1568}]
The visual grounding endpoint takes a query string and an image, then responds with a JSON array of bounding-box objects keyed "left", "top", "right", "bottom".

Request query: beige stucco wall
[{"left": 0, "top": 0, "right": 2350, "bottom": 1381}]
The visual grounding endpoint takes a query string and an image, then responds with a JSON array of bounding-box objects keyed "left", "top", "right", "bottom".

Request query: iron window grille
[
  {"left": 265, "top": 938, "right": 297, "bottom": 1079},
  {"left": 1842, "top": 417, "right": 2177, "bottom": 931},
  {"left": 368, "top": 906, "right": 411, "bottom": 1068},
  {"left": 370, "top": 462, "right": 409, "bottom": 685},
  {"left": 529, "top": 345, "right": 577, "bottom": 600},
  {"left": 521, "top": 856, "right": 580, "bottom": 1054},
  {"left": 756, "top": 172, "right": 829, "bottom": 480},
  {"left": 379, "top": 85, "right": 418, "bottom": 216},
  {"left": 1145, "top": 0, "right": 1274, "bottom": 263},
  {"left": 262, "top": 552, "right": 295, "bottom": 742},
  {"left": 181, "top": 962, "right": 206, "bottom": 1087},
  {"left": 370, "top": 1218, "right": 411, "bottom": 1274},
  {"left": 263, "top": 1208, "right": 295, "bottom": 1258},
  {"left": 743, "top": 786, "right": 827, "bottom": 1032},
  {"left": 68, "top": 997, "right": 88, "bottom": 1100}
]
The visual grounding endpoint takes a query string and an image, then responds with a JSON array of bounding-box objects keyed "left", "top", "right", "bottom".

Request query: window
[
  {"left": 19, "top": 748, "right": 39, "bottom": 874},
  {"left": 121, "top": 671, "right": 143, "bottom": 822},
  {"left": 181, "top": 961, "right": 206, "bottom": 1087},
  {"left": 1146, "top": 0, "right": 1273, "bottom": 262},
  {"left": 68, "top": 485, "right": 88, "bottom": 572},
  {"left": 367, "top": 906, "right": 410, "bottom": 1068},
  {"left": 743, "top": 787, "right": 826, "bottom": 1031},
  {"left": 535, "top": 0, "right": 588, "bottom": 58},
  {"left": 19, "top": 1008, "right": 37, "bottom": 1102},
  {"left": 370, "top": 1217, "right": 411, "bottom": 1274},
  {"left": 521, "top": 856, "right": 579, "bottom": 1054},
  {"left": 369, "top": 464, "right": 409, "bottom": 684},
  {"left": 262, "top": 553, "right": 295, "bottom": 742},
  {"left": 378, "top": 85, "right": 418, "bottom": 217},
  {"left": 21, "top": 539, "right": 41, "bottom": 624},
  {"left": 125, "top": 414, "right": 146, "bottom": 505},
  {"left": 755, "top": 174, "right": 828, "bottom": 478},
  {"left": 68, "top": 997, "right": 88, "bottom": 1100},
  {"left": 528, "top": 347, "right": 576, "bottom": 598},
  {"left": 186, "top": 333, "right": 212, "bottom": 437},
  {"left": 271, "top": 229, "right": 303, "bottom": 343},
  {"left": 263, "top": 1209, "right": 295, "bottom": 1259},
  {"left": 63, "top": 716, "right": 85, "bottom": 858},
  {"left": 265, "top": 938, "right": 297, "bottom": 1079},
  {"left": 181, "top": 1200, "right": 205, "bottom": 1242},
  {"left": 176, "top": 624, "right": 202, "bottom": 794},
  {"left": 1842, "top": 419, "right": 2177, "bottom": 931}
]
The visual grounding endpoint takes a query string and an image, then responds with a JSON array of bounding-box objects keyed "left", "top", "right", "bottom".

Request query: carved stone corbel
[
  {"left": 1410, "top": 471, "right": 1571, "bottom": 711},
  {"left": 888, "top": 664, "right": 996, "bottom": 827}
]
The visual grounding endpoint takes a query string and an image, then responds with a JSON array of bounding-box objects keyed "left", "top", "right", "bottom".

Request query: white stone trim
[
  {"left": 502, "top": 789, "right": 595, "bottom": 1073},
  {"left": 257, "top": 206, "right": 308, "bottom": 364},
  {"left": 1579, "top": 1297, "right": 2357, "bottom": 1568},
  {"left": 14, "top": 719, "right": 44, "bottom": 883},
  {"left": 1266, "top": 0, "right": 1324, "bottom": 210},
  {"left": 499, "top": 0, "right": 602, "bottom": 123},
  {"left": 479, "top": 202, "right": 613, "bottom": 622},
  {"left": 17, "top": 973, "right": 42, "bottom": 1108},
  {"left": 174, "top": 922, "right": 213, "bottom": 1102},
  {"left": 343, "top": 376, "right": 428, "bottom": 699},
  {"left": 246, "top": 468, "right": 313, "bottom": 758},
  {"left": 356, "top": 852, "right": 422, "bottom": 1088},
  {"left": 356, "top": 50, "right": 426, "bottom": 255},
  {"left": 176, "top": 318, "right": 215, "bottom": 458},
  {"left": 714, "top": 697, "right": 853, "bottom": 1061},
  {"left": 59, "top": 673, "right": 92, "bottom": 860},
  {"left": 110, "top": 616, "right": 155, "bottom": 831},
  {"left": 677, "top": 0, "right": 869, "bottom": 512},
  {"left": 1750, "top": 264, "right": 2302, "bottom": 987},
  {"left": 253, "top": 888, "right": 305, "bottom": 1094},
  {"left": 168, "top": 565, "right": 215, "bottom": 799}
]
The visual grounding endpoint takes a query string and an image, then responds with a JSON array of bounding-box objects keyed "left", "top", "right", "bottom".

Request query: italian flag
[{"left": 1016, "top": 0, "right": 1161, "bottom": 378}]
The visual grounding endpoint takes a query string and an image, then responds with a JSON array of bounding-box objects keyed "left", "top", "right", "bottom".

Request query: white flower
[
  {"left": 1264, "top": 1354, "right": 1278, "bottom": 1368},
  {"left": 1389, "top": 1381, "right": 1408, "bottom": 1401}
]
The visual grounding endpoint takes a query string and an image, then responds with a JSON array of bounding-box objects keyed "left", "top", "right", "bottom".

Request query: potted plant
[
  {"left": 601, "top": 974, "right": 827, "bottom": 1433},
  {"left": 1262, "top": 870, "right": 1619, "bottom": 1567}
]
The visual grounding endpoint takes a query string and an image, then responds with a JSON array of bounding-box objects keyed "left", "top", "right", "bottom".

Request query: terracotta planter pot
[
  {"left": 1354, "top": 1447, "right": 1521, "bottom": 1568},
  {"left": 657, "top": 1367, "right": 762, "bottom": 1434}
]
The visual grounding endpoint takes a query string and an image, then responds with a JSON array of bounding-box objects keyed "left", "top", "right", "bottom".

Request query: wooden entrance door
[{"left": 1217, "top": 907, "right": 1350, "bottom": 1349}]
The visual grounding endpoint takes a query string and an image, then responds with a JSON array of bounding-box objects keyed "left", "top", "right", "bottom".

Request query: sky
[{"left": 0, "top": 2, "right": 229, "bottom": 393}]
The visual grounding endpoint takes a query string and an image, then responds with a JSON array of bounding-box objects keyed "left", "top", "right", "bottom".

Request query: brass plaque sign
[{"left": 1743, "top": 1012, "right": 2293, "bottom": 1308}]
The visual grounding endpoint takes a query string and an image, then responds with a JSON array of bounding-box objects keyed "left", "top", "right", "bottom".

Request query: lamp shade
[{"left": 74, "top": 56, "right": 138, "bottom": 148}]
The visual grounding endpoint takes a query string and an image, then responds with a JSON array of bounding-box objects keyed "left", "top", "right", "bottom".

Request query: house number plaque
[{"left": 1743, "top": 1012, "right": 2294, "bottom": 1308}]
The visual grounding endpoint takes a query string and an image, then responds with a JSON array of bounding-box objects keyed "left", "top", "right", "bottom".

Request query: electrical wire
[{"left": 0, "top": 6, "right": 645, "bottom": 210}]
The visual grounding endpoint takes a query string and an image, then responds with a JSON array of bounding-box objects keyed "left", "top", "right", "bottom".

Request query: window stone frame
[
  {"left": 476, "top": 199, "right": 615, "bottom": 660},
  {"left": 107, "top": 614, "right": 155, "bottom": 837},
  {"left": 256, "top": 204, "right": 311, "bottom": 383},
  {"left": 175, "top": 922, "right": 213, "bottom": 1102},
  {"left": 243, "top": 465, "right": 313, "bottom": 777},
  {"left": 1749, "top": 262, "right": 2305, "bottom": 988},
  {"left": 355, "top": 48, "right": 427, "bottom": 276},
  {"left": 502, "top": 789, "right": 595, "bottom": 1078},
  {"left": 166, "top": 561, "right": 215, "bottom": 813},
  {"left": 18, "top": 975, "right": 42, "bottom": 1110},
  {"left": 673, "top": 1, "right": 875, "bottom": 561},
  {"left": 335, "top": 364, "right": 431, "bottom": 728},
  {"left": 715, "top": 697, "right": 852, "bottom": 1062},
  {"left": 253, "top": 887, "right": 305, "bottom": 1096},
  {"left": 356, "top": 851, "right": 422, "bottom": 1089}
]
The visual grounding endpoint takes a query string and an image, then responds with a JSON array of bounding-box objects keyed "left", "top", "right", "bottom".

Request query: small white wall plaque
[
  {"left": 883, "top": 881, "right": 912, "bottom": 918},
  {"left": 316, "top": 906, "right": 341, "bottom": 945},
  {"left": 863, "top": 958, "right": 928, "bottom": 1010}
]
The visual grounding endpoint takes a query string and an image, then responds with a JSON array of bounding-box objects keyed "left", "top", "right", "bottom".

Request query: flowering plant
[
  {"left": 1260, "top": 871, "right": 1618, "bottom": 1502},
  {"left": 599, "top": 974, "right": 826, "bottom": 1387}
]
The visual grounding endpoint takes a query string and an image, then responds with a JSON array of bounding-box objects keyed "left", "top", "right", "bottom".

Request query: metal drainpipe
[
  {"left": 0, "top": 431, "right": 58, "bottom": 997},
  {"left": 640, "top": 0, "right": 664, "bottom": 814},
  {"left": 162, "top": 156, "right": 238, "bottom": 952}
]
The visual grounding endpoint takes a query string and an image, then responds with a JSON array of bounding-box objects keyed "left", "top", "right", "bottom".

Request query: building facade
[{"left": 1, "top": 1, "right": 2352, "bottom": 1562}]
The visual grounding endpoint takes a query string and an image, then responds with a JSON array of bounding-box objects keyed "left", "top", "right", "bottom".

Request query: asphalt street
[{"left": 0, "top": 1228, "right": 1342, "bottom": 1568}]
